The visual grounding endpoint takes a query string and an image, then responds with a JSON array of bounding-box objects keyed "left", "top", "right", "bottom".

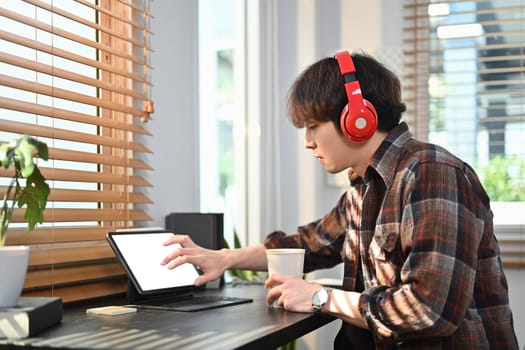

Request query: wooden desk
[{"left": 0, "top": 284, "right": 335, "bottom": 350}]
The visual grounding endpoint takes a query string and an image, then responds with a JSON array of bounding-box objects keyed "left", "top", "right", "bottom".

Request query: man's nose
[{"left": 304, "top": 130, "right": 314, "bottom": 149}]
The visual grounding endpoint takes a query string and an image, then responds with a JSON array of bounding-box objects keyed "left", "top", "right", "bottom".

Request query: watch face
[{"left": 313, "top": 288, "right": 329, "bottom": 309}]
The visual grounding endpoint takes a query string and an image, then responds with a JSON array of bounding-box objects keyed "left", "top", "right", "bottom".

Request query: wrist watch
[{"left": 312, "top": 287, "right": 331, "bottom": 312}]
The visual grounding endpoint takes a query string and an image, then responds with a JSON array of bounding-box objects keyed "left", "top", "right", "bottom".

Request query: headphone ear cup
[{"left": 340, "top": 99, "right": 378, "bottom": 142}]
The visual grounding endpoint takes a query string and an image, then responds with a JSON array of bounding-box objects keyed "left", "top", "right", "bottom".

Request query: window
[
  {"left": 0, "top": 0, "right": 153, "bottom": 302},
  {"left": 403, "top": 0, "right": 525, "bottom": 266},
  {"left": 198, "top": 0, "right": 247, "bottom": 247}
]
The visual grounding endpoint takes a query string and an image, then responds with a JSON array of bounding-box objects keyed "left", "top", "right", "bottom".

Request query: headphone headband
[{"left": 335, "top": 51, "right": 357, "bottom": 79}]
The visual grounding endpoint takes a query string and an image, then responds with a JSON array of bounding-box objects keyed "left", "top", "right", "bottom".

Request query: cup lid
[{"left": 265, "top": 248, "right": 305, "bottom": 254}]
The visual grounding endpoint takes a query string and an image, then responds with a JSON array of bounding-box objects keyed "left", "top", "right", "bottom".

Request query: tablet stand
[{"left": 126, "top": 280, "right": 201, "bottom": 304}]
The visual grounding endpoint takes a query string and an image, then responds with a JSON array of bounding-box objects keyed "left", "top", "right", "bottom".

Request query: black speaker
[
  {"left": 165, "top": 212, "right": 224, "bottom": 250},
  {"left": 165, "top": 212, "right": 225, "bottom": 287}
]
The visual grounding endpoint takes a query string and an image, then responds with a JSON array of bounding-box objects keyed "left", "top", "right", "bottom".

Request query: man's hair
[{"left": 287, "top": 52, "right": 406, "bottom": 134}]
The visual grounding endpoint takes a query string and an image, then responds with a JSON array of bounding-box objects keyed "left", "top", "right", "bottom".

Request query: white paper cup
[{"left": 265, "top": 248, "right": 305, "bottom": 308}]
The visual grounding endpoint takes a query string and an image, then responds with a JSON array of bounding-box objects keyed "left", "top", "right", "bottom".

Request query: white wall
[
  {"left": 148, "top": 0, "right": 524, "bottom": 348},
  {"left": 144, "top": 0, "right": 201, "bottom": 228},
  {"left": 507, "top": 268, "right": 525, "bottom": 348}
]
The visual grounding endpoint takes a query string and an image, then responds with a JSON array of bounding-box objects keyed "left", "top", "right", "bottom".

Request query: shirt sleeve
[
  {"left": 263, "top": 192, "right": 350, "bottom": 272},
  {"left": 359, "top": 160, "right": 488, "bottom": 343}
]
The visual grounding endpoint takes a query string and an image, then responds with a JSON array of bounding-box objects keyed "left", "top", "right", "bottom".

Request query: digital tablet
[{"left": 106, "top": 230, "right": 200, "bottom": 295}]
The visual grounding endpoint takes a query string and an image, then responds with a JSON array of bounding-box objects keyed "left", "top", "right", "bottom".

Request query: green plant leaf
[
  {"left": 0, "top": 135, "right": 50, "bottom": 245},
  {"left": 0, "top": 143, "right": 12, "bottom": 168},
  {"left": 31, "top": 137, "right": 49, "bottom": 161},
  {"left": 15, "top": 148, "right": 34, "bottom": 178},
  {"left": 233, "top": 230, "right": 242, "bottom": 249},
  {"left": 477, "top": 155, "right": 525, "bottom": 201},
  {"left": 18, "top": 167, "right": 50, "bottom": 231}
]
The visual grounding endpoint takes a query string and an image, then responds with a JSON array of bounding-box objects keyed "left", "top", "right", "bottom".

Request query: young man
[{"left": 161, "top": 51, "right": 518, "bottom": 349}]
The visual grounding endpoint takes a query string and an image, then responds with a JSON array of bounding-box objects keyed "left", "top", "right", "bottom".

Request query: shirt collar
[{"left": 353, "top": 122, "right": 413, "bottom": 187}]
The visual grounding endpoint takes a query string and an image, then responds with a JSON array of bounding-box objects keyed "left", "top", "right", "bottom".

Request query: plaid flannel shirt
[{"left": 264, "top": 122, "right": 518, "bottom": 349}]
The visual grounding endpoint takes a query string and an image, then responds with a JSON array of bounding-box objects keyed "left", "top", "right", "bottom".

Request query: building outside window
[{"left": 404, "top": 0, "right": 525, "bottom": 266}]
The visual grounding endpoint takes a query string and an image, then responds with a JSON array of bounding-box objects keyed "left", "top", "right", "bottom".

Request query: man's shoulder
[{"left": 402, "top": 138, "right": 464, "bottom": 169}]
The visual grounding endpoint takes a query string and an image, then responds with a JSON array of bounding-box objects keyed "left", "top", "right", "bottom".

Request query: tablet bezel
[{"left": 106, "top": 230, "right": 200, "bottom": 296}]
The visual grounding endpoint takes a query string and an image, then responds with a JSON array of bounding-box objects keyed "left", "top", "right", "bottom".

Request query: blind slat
[
  {"left": 0, "top": 50, "right": 148, "bottom": 100},
  {"left": 0, "top": 145, "right": 154, "bottom": 168},
  {"left": 0, "top": 119, "right": 152, "bottom": 153},
  {"left": 0, "top": 187, "right": 153, "bottom": 204},
  {"left": 29, "top": 244, "right": 115, "bottom": 266},
  {"left": 11, "top": 208, "right": 152, "bottom": 223},
  {"left": 4, "top": 226, "right": 159, "bottom": 245},
  {"left": 403, "top": 1, "right": 523, "bottom": 11},
  {"left": 23, "top": 279, "right": 128, "bottom": 303},
  {"left": 74, "top": 0, "right": 152, "bottom": 32},
  {"left": 0, "top": 167, "right": 152, "bottom": 187},
  {"left": 0, "top": 74, "right": 143, "bottom": 117},
  {"left": 0, "top": 29, "right": 149, "bottom": 84},
  {"left": 49, "top": 147, "right": 153, "bottom": 169},
  {"left": 5, "top": 227, "right": 118, "bottom": 245},
  {"left": 114, "top": 0, "right": 151, "bottom": 17},
  {"left": 25, "top": 262, "right": 126, "bottom": 289},
  {"left": 0, "top": 96, "right": 151, "bottom": 135},
  {"left": 48, "top": 189, "right": 153, "bottom": 203},
  {"left": 23, "top": 0, "right": 149, "bottom": 49},
  {"left": 0, "top": 7, "right": 148, "bottom": 67}
]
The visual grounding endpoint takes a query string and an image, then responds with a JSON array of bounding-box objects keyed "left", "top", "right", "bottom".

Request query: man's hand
[
  {"left": 161, "top": 234, "right": 227, "bottom": 286},
  {"left": 265, "top": 273, "right": 322, "bottom": 312}
]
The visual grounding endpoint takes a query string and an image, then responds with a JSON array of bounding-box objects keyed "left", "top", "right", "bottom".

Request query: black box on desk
[
  {"left": 165, "top": 213, "right": 224, "bottom": 250},
  {"left": 165, "top": 212, "right": 225, "bottom": 286},
  {"left": 0, "top": 297, "right": 62, "bottom": 339}
]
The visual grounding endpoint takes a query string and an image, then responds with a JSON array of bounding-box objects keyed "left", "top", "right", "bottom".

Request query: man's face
[{"left": 304, "top": 120, "right": 361, "bottom": 174}]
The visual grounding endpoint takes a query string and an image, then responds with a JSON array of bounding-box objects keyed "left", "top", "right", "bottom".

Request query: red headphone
[{"left": 334, "top": 51, "right": 378, "bottom": 142}]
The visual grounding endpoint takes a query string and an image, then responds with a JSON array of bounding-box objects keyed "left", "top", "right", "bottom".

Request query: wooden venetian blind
[
  {"left": 0, "top": 0, "right": 153, "bottom": 302},
  {"left": 403, "top": 0, "right": 525, "bottom": 267}
]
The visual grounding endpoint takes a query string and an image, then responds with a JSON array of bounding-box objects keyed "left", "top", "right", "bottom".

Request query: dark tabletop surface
[{"left": 0, "top": 283, "right": 335, "bottom": 350}]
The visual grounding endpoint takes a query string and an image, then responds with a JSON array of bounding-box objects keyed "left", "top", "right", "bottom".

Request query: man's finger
[
  {"left": 163, "top": 234, "right": 194, "bottom": 247},
  {"left": 265, "top": 273, "right": 288, "bottom": 287},
  {"left": 160, "top": 245, "right": 183, "bottom": 266},
  {"left": 166, "top": 254, "right": 190, "bottom": 270}
]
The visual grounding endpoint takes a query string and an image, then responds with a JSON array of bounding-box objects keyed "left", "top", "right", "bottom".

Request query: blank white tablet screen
[{"left": 111, "top": 232, "right": 199, "bottom": 292}]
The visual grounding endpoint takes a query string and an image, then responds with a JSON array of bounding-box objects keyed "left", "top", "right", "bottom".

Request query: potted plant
[{"left": 0, "top": 135, "right": 50, "bottom": 308}]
